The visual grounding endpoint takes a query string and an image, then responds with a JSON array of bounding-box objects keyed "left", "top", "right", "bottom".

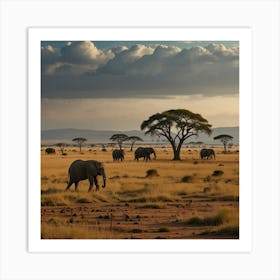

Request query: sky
[{"left": 41, "top": 41, "right": 239, "bottom": 131}]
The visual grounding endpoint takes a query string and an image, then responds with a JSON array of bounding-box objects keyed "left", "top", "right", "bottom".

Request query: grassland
[{"left": 41, "top": 146, "right": 239, "bottom": 239}]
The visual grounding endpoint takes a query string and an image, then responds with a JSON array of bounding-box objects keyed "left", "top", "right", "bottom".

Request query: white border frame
[
  {"left": 28, "top": 27, "right": 252, "bottom": 253},
  {"left": 1, "top": 1, "right": 279, "bottom": 279}
]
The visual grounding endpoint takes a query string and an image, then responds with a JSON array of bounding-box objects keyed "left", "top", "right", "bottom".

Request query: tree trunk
[
  {"left": 173, "top": 149, "right": 181, "bottom": 160},
  {"left": 172, "top": 141, "right": 183, "bottom": 160}
]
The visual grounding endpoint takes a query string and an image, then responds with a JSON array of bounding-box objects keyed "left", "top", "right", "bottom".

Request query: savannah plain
[{"left": 41, "top": 145, "right": 239, "bottom": 239}]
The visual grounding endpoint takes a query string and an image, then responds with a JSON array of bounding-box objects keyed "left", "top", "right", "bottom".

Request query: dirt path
[{"left": 41, "top": 201, "right": 239, "bottom": 239}]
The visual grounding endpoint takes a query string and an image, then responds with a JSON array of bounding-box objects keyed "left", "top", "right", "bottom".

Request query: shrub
[
  {"left": 76, "top": 197, "right": 91, "bottom": 203},
  {"left": 185, "top": 210, "right": 232, "bottom": 227},
  {"left": 47, "top": 218, "right": 59, "bottom": 226},
  {"left": 146, "top": 169, "right": 159, "bottom": 177},
  {"left": 203, "top": 187, "right": 211, "bottom": 193},
  {"left": 212, "top": 170, "right": 224, "bottom": 176},
  {"left": 131, "top": 229, "right": 142, "bottom": 233},
  {"left": 41, "top": 188, "right": 60, "bottom": 195},
  {"left": 62, "top": 153, "right": 67, "bottom": 156},
  {"left": 199, "top": 226, "right": 239, "bottom": 238},
  {"left": 41, "top": 196, "right": 67, "bottom": 206},
  {"left": 158, "top": 227, "right": 170, "bottom": 232},
  {"left": 181, "top": 175, "right": 192, "bottom": 183}
]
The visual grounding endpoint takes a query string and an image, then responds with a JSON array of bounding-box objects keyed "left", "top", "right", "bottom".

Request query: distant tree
[
  {"left": 72, "top": 137, "right": 87, "bottom": 153},
  {"left": 127, "top": 136, "right": 143, "bottom": 151},
  {"left": 56, "top": 142, "right": 66, "bottom": 154},
  {"left": 141, "top": 109, "right": 212, "bottom": 160},
  {"left": 109, "top": 134, "right": 128, "bottom": 150},
  {"left": 213, "top": 134, "right": 233, "bottom": 153}
]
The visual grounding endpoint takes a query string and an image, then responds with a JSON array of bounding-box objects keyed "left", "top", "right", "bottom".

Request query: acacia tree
[
  {"left": 141, "top": 109, "right": 212, "bottom": 160},
  {"left": 127, "top": 136, "right": 143, "bottom": 151},
  {"left": 56, "top": 142, "right": 66, "bottom": 154},
  {"left": 72, "top": 137, "right": 87, "bottom": 153},
  {"left": 213, "top": 134, "right": 233, "bottom": 153},
  {"left": 109, "top": 134, "right": 128, "bottom": 150}
]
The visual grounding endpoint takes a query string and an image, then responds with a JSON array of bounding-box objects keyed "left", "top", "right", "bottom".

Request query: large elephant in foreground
[
  {"left": 200, "top": 148, "right": 215, "bottom": 160},
  {"left": 135, "top": 147, "right": 156, "bottom": 161},
  {"left": 65, "top": 160, "right": 106, "bottom": 192},
  {"left": 112, "top": 149, "right": 124, "bottom": 161}
]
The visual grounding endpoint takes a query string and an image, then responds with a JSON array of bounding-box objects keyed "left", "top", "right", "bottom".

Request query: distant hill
[
  {"left": 188, "top": 126, "right": 239, "bottom": 145},
  {"left": 41, "top": 127, "right": 239, "bottom": 146}
]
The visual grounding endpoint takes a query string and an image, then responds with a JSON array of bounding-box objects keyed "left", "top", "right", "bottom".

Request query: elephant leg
[
  {"left": 65, "top": 181, "right": 73, "bottom": 191},
  {"left": 88, "top": 177, "right": 94, "bottom": 192},
  {"left": 74, "top": 181, "right": 79, "bottom": 192},
  {"left": 94, "top": 176, "right": 99, "bottom": 191}
]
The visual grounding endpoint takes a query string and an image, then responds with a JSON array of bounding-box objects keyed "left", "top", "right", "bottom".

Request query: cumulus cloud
[
  {"left": 42, "top": 41, "right": 115, "bottom": 76},
  {"left": 41, "top": 41, "right": 239, "bottom": 98}
]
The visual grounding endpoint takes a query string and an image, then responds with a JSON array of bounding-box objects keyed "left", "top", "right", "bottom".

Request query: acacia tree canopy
[
  {"left": 56, "top": 142, "right": 66, "bottom": 154},
  {"left": 213, "top": 134, "right": 233, "bottom": 153},
  {"left": 72, "top": 137, "right": 87, "bottom": 153},
  {"left": 109, "top": 134, "right": 128, "bottom": 150},
  {"left": 141, "top": 109, "right": 212, "bottom": 160},
  {"left": 127, "top": 136, "right": 143, "bottom": 151}
]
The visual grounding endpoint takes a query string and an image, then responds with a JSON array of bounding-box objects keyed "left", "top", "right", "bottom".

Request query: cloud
[
  {"left": 42, "top": 41, "right": 115, "bottom": 76},
  {"left": 41, "top": 42, "right": 239, "bottom": 98}
]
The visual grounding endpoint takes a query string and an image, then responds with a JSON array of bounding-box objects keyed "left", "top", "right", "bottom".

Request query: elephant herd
[
  {"left": 45, "top": 146, "right": 215, "bottom": 192},
  {"left": 112, "top": 147, "right": 157, "bottom": 162},
  {"left": 112, "top": 147, "right": 215, "bottom": 162}
]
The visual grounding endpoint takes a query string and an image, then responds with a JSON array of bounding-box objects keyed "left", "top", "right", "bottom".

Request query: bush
[
  {"left": 212, "top": 170, "right": 224, "bottom": 176},
  {"left": 76, "top": 197, "right": 91, "bottom": 203},
  {"left": 41, "top": 196, "right": 67, "bottom": 206},
  {"left": 181, "top": 175, "right": 192, "bottom": 183},
  {"left": 146, "top": 169, "right": 159, "bottom": 177},
  {"left": 131, "top": 229, "right": 142, "bottom": 233},
  {"left": 158, "top": 227, "right": 170, "bottom": 232},
  {"left": 185, "top": 210, "right": 230, "bottom": 227},
  {"left": 41, "top": 188, "right": 60, "bottom": 195},
  {"left": 199, "top": 226, "right": 239, "bottom": 238},
  {"left": 203, "top": 187, "right": 211, "bottom": 193},
  {"left": 47, "top": 218, "right": 59, "bottom": 226}
]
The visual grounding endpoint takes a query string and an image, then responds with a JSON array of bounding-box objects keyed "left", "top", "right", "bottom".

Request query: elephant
[
  {"left": 65, "top": 160, "right": 106, "bottom": 192},
  {"left": 45, "top": 147, "right": 56, "bottom": 155},
  {"left": 200, "top": 148, "right": 215, "bottom": 160},
  {"left": 135, "top": 147, "right": 156, "bottom": 161},
  {"left": 112, "top": 149, "right": 124, "bottom": 161}
]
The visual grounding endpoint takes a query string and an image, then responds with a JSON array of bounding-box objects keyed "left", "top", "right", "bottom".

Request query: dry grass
[{"left": 41, "top": 146, "right": 239, "bottom": 239}]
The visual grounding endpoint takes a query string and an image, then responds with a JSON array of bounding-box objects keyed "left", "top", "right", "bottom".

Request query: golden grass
[{"left": 41, "top": 146, "right": 239, "bottom": 239}]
